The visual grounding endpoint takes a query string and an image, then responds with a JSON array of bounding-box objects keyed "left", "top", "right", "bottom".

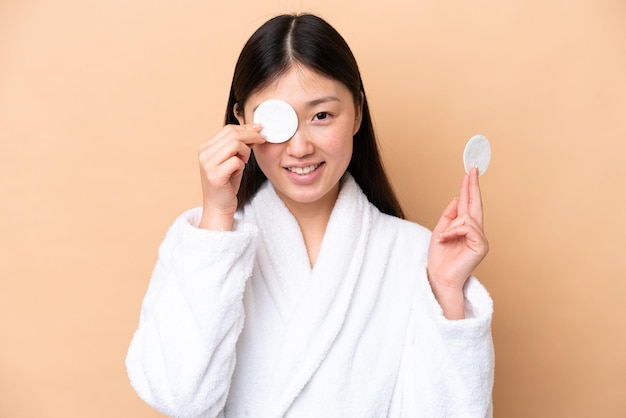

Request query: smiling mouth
[{"left": 286, "top": 163, "right": 322, "bottom": 175}]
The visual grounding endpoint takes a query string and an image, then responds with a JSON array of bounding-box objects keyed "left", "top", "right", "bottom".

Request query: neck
[{"left": 277, "top": 187, "right": 339, "bottom": 268}]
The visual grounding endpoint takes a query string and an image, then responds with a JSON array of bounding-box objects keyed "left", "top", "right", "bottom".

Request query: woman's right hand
[{"left": 198, "top": 123, "right": 266, "bottom": 230}]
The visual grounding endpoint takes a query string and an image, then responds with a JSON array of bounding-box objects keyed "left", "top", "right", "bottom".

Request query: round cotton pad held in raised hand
[
  {"left": 463, "top": 134, "right": 491, "bottom": 176},
  {"left": 253, "top": 99, "right": 298, "bottom": 143}
]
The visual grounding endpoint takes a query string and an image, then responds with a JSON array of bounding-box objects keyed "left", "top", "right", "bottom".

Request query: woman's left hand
[{"left": 427, "top": 167, "right": 489, "bottom": 319}]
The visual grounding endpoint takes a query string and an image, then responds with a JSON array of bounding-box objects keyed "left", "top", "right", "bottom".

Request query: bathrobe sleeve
[
  {"left": 126, "top": 207, "right": 258, "bottom": 418},
  {"left": 392, "top": 272, "right": 495, "bottom": 418}
]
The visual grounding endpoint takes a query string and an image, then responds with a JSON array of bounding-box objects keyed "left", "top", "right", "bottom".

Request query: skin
[
  {"left": 235, "top": 65, "right": 362, "bottom": 266},
  {"left": 197, "top": 64, "right": 488, "bottom": 319},
  {"left": 428, "top": 167, "right": 489, "bottom": 319}
]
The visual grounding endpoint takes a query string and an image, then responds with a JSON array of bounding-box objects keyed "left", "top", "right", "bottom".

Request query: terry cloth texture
[{"left": 126, "top": 174, "right": 494, "bottom": 418}]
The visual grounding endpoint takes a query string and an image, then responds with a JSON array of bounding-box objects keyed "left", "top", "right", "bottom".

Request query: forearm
[{"left": 126, "top": 208, "right": 257, "bottom": 417}]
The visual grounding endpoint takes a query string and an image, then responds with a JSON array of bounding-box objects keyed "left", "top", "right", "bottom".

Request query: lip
[{"left": 283, "top": 162, "right": 325, "bottom": 184}]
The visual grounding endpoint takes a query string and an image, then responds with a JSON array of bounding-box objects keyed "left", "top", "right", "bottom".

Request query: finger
[
  {"left": 457, "top": 171, "right": 470, "bottom": 217},
  {"left": 437, "top": 222, "right": 488, "bottom": 253},
  {"left": 200, "top": 125, "right": 263, "bottom": 175},
  {"left": 204, "top": 155, "right": 246, "bottom": 187},
  {"left": 198, "top": 125, "right": 236, "bottom": 153},
  {"left": 199, "top": 124, "right": 265, "bottom": 153},
  {"left": 225, "top": 138, "right": 255, "bottom": 164},
  {"left": 443, "top": 214, "right": 480, "bottom": 235},
  {"left": 468, "top": 167, "right": 484, "bottom": 227},
  {"left": 210, "top": 123, "right": 265, "bottom": 148},
  {"left": 240, "top": 123, "right": 266, "bottom": 146},
  {"left": 437, "top": 223, "right": 472, "bottom": 243},
  {"left": 200, "top": 131, "right": 258, "bottom": 168},
  {"left": 219, "top": 156, "right": 247, "bottom": 182},
  {"left": 213, "top": 123, "right": 265, "bottom": 164},
  {"left": 433, "top": 197, "right": 458, "bottom": 236}
]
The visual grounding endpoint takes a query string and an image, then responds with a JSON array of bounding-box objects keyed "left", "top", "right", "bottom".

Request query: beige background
[{"left": 1, "top": 0, "right": 625, "bottom": 416}]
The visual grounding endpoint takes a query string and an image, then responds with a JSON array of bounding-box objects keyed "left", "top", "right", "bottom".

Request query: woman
[{"left": 126, "top": 13, "right": 494, "bottom": 418}]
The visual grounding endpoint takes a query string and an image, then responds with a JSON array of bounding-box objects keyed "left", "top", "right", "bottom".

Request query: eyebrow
[
  {"left": 306, "top": 96, "right": 342, "bottom": 107},
  {"left": 251, "top": 96, "right": 341, "bottom": 113}
]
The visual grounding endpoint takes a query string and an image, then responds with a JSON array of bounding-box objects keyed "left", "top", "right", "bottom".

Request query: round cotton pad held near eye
[
  {"left": 463, "top": 134, "right": 491, "bottom": 176},
  {"left": 253, "top": 99, "right": 298, "bottom": 143}
]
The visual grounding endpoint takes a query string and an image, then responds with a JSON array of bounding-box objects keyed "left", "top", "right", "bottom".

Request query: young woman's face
[{"left": 237, "top": 65, "right": 362, "bottom": 213}]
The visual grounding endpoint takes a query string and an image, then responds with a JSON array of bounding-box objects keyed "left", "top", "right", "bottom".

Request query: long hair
[{"left": 226, "top": 13, "right": 404, "bottom": 218}]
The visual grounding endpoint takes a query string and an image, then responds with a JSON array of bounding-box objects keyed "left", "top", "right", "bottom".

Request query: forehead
[{"left": 246, "top": 65, "right": 351, "bottom": 108}]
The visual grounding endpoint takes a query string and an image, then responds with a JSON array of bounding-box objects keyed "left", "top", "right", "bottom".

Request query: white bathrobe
[{"left": 126, "top": 174, "right": 494, "bottom": 418}]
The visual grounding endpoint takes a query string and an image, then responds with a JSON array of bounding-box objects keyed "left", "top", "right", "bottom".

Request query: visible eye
[{"left": 314, "top": 112, "right": 330, "bottom": 121}]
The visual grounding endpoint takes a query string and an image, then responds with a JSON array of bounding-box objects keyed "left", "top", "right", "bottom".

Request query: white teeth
[{"left": 288, "top": 164, "right": 319, "bottom": 175}]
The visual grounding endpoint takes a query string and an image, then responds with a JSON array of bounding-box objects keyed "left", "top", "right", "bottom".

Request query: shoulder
[
  {"left": 365, "top": 205, "right": 433, "bottom": 263},
  {"left": 373, "top": 209, "right": 432, "bottom": 243}
]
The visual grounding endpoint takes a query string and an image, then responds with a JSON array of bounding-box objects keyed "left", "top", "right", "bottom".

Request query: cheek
[
  {"left": 325, "top": 129, "right": 354, "bottom": 162},
  {"left": 341, "top": 141, "right": 354, "bottom": 165},
  {"left": 253, "top": 143, "right": 282, "bottom": 170}
]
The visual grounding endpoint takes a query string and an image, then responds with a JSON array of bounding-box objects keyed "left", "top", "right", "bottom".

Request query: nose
[{"left": 285, "top": 125, "right": 314, "bottom": 158}]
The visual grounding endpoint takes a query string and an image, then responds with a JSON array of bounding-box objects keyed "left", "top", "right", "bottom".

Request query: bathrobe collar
[{"left": 247, "top": 173, "right": 373, "bottom": 416}]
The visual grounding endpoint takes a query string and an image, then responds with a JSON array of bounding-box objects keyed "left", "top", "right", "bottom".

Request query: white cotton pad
[
  {"left": 463, "top": 134, "right": 491, "bottom": 176},
  {"left": 253, "top": 99, "right": 298, "bottom": 143}
]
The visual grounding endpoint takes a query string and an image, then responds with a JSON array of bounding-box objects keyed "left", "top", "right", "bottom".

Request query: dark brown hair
[{"left": 226, "top": 13, "right": 404, "bottom": 218}]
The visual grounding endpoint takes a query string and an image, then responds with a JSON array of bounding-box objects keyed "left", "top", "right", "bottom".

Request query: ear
[
  {"left": 353, "top": 92, "right": 364, "bottom": 135},
  {"left": 234, "top": 103, "right": 246, "bottom": 125}
]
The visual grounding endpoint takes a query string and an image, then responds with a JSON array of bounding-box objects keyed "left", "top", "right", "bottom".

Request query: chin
[{"left": 279, "top": 185, "right": 335, "bottom": 206}]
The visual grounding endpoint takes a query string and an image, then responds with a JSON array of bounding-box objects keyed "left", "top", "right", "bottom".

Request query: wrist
[
  {"left": 199, "top": 207, "right": 235, "bottom": 231},
  {"left": 428, "top": 274, "right": 466, "bottom": 320}
]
